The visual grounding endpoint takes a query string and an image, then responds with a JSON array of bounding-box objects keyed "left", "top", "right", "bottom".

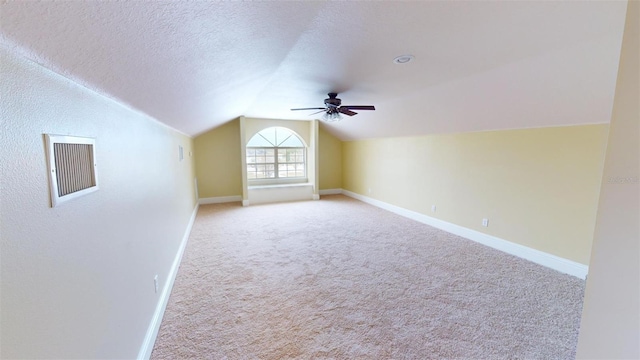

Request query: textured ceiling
[{"left": 0, "top": 1, "right": 627, "bottom": 140}]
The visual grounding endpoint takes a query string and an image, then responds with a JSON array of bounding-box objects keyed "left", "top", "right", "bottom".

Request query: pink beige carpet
[{"left": 151, "top": 195, "right": 585, "bottom": 359}]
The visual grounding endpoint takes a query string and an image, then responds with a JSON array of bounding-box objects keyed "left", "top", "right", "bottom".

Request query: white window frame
[
  {"left": 247, "top": 146, "right": 307, "bottom": 185},
  {"left": 246, "top": 129, "right": 308, "bottom": 186}
]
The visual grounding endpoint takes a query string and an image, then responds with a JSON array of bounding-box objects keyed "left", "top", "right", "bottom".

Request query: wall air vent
[{"left": 45, "top": 134, "right": 99, "bottom": 207}]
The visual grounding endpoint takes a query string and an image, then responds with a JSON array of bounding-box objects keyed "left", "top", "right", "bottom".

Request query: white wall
[
  {"left": 576, "top": 0, "right": 639, "bottom": 358},
  {"left": 0, "top": 47, "right": 197, "bottom": 358}
]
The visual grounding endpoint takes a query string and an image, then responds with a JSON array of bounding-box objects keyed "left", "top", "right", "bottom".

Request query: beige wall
[
  {"left": 0, "top": 48, "right": 197, "bottom": 359},
  {"left": 194, "top": 119, "right": 243, "bottom": 198},
  {"left": 343, "top": 124, "right": 608, "bottom": 264},
  {"left": 195, "top": 118, "right": 341, "bottom": 197},
  {"left": 577, "top": 0, "right": 639, "bottom": 357},
  {"left": 319, "top": 125, "right": 343, "bottom": 190}
]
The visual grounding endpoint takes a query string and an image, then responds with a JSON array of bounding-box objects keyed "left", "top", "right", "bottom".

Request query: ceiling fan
[{"left": 291, "top": 93, "right": 375, "bottom": 122}]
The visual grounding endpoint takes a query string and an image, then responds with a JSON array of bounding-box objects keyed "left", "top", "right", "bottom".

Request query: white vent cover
[{"left": 45, "top": 134, "right": 99, "bottom": 207}]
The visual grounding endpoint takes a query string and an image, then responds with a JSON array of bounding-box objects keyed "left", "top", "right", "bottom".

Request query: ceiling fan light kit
[
  {"left": 291, "top": 93, "right": 376, "bottom": 122},
  {"left": 322, "top": 111, "right": 342, "bottom": 122}
]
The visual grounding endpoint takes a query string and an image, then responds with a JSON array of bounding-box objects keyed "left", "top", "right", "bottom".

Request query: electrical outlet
[
  {"left": 154, "top": 275, "right": 159, "bottom": 293},
  {"left": 431, "top": 205, "right": 436, "bottom": 212},
  {"left": 482, "top": 218, "right": 489, "bottom": 227},
  {"left": 367, "top": 188, "right": 372, "bottom": 195}
]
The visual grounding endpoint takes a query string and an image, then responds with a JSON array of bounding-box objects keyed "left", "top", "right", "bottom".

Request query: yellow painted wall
[
  {"left": 195, "top": 118, "right": 342, "bottom": 197},
  {"left": 577, "top": 0, "right": 639, "bottom": 356},
  {"left": 319, "top": 125, "right": 343, "bottom": 190},
  {"left": 343, "top": 124, "right": 608, "bottom": 265},
  {"left": 194, "top": 119, "right": 242, "bottom": 198},
  {"left": 196, "top": 118, "right": 312, "bottom": 199}
]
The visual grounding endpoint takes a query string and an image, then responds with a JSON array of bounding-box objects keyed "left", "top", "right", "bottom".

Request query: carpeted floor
[{"left": 151, "top": 195, "right": 585, "bottom": 359}]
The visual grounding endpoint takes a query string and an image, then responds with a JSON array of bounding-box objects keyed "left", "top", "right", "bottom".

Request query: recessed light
[{"left": 393, "top": 55, "right": 414, "bottom": 64}]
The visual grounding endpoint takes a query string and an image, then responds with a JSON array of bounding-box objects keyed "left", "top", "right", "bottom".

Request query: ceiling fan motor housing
[{"left": 324, "top": 93, "right": 342, "bottom": 107}]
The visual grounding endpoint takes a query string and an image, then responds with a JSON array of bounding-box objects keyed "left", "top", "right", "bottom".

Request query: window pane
[
  {"left": 247, "top": 128, "right": 276, "bottom": 147},
  {"left": 247, "top": 128, "right": 306, "bottom": 182},
  {"left": 279, "top": 135, "right": 304, "bottom": 147}
]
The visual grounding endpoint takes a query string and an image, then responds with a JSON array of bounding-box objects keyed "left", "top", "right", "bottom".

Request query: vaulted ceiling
[{"left": 0, "top": 1, "right": 627, "bottom": 140}]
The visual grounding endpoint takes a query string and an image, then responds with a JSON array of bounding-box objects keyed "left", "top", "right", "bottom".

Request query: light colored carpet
[{"left": 151, "top": 195, "right": 585, "bottom": 359}]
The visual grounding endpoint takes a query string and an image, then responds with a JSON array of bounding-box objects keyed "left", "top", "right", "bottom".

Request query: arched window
[{"left": 246, "top": 127, "right": 306, "bottom": 182}]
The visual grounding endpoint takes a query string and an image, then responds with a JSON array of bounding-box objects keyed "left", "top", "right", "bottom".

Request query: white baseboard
[
  {"left": 198, "top": 195, "right": 242, "bottom": 204},
  {"left": 137, "top": 204, "right": 199, "bottom": 360},
  {"left": 319, "top": 188, "right": 343, "bottom": 195},
  {"left": 341, "top": 190, "right": 588, "bottom": 279}
]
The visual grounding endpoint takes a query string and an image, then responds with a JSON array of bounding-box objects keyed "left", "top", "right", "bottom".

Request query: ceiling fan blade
[
  {"left": 339, "top": 107, "right": 357, "bottom": 116},
  {"left": 291, "top": 107, "right": 325, "bottom": 111},
  {"left": 342, "top": 105, "right": 375, "bottom": 110},
  {"left": 309, "top": 109, "right": 326, "bottom": 116}
]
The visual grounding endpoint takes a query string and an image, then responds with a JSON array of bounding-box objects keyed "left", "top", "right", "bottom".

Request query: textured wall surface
[
  {"left": 577, "top": 0, "right": 640, "bottom": 357},
  {"left": 342, "top": 124, "right": 608, "bottom": 265},
  {"left": 0, "top": 48, "right": 197, "bottom": 359}
]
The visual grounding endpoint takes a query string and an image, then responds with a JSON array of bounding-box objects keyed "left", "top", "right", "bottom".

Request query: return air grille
[
  {"left": 45, "top": 134, "right": 99, "bottom": 207},
  {"left": 53, "top": 143, "right": 96, "bottom": 196}
]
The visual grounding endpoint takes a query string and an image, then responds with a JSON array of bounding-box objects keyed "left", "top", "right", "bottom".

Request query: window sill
[{"left": 248, "top": 182, "right": 312, "bottom": 190}]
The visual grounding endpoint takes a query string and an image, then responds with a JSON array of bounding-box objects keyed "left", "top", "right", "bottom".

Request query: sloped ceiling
[{"left": 0, "top": 1, "right": 627, "bottom": 140}]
